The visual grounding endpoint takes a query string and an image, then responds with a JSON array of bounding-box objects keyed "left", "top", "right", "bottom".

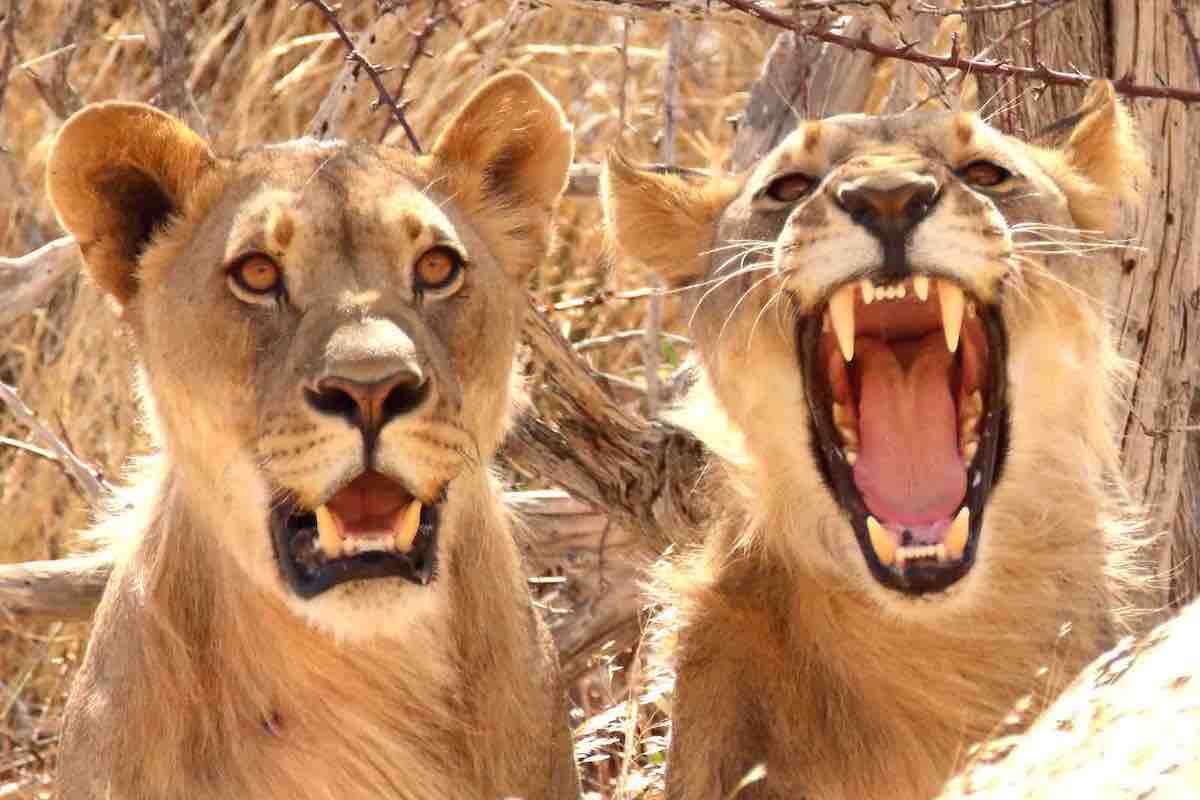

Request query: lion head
[
  {"left": 47, "top": 72, "right": 573, "bottom": 639},
  {"left": 604, "top": 82, "right": 1142, "bottom": 613}
]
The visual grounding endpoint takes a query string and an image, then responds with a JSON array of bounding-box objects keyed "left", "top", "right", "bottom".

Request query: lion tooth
[
  {"left": 945, "top": 507, "right": 970, "bottom": 560},
  {"left": 845, "top": 449, "right": 858, "bottom": 466},
  {"left": 936, "top": 543, "right": 949, "bottom": 563},
  {"left": 315, "top": 504, "right": 343, "bottom": 560},
  {"left": 913, "top": 275, "right": 930, "bottom": 301},
  {"left": 894, "top": 284, "right": 906, "bottom": 299},
  {"left": 829, "top": 285, "right": 856, "bottom": 362},
  {"left": 962, "top": 440, "right": 978, "bottom": 463},
  {"left": 393, "top": 500, "right": 423, "bottom": 552},
  {"left": 938, "top": 280, "right": 965, "bottom": 353},
  {"left": 867, "top": 516, "right": 895, "bottom": 567},
  {"left": 860, "top": 279, "right": 875, "bottom": 305}
]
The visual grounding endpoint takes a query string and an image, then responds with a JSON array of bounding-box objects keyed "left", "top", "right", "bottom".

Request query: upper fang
[
  {"left": 938, "top": 280, "right": 965, "bottom": 353},
  {"left": 829, "top": 285, "right": 856, "bottom": 362}
]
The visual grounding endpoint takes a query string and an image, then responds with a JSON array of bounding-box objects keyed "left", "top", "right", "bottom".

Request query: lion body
[
  {"left": 605, "top": 84, "right": 1146, "bottom": 799},
  {"left": 49, "top": 74, "right": 579, "bottom": 799}
]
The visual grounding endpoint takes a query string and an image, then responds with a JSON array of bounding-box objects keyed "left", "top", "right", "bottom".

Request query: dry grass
[{"left": 0, "top": 1, "right": 775, "bottom": 795}]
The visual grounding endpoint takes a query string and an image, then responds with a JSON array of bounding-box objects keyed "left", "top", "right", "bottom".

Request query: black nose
[
  {"left": 834, "top": 177, "right": 940, "bottom": 237},
  {"left": 305, "top": 368, "right": 428, "bottom": 441}
]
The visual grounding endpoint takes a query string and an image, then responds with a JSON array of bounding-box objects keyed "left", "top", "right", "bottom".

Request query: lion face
[
  {"left": 605, "top": 83, "right": 1140, "bottom": 610},
  {"left": 47, "top": 73, "right": 573, "bottom": 638}
]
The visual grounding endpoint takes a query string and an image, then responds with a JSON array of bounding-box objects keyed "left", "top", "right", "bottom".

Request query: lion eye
[
  {"left": 961, "top": 160, "right": 1011, "bottom": 188},
  {"left": 764, "top": 173, "right": 815, "bottom": 203},
  {"left": 414, "top": 246, "right": 463, "bottom": 292},
  {"left": 230, "top": 255, "right": 283, "bottom": 296}
]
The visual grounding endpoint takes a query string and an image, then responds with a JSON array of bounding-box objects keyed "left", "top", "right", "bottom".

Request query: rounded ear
[
  {"left": 429, "top": 71, "right": 573, "bottom": 278},
  {"left": 601, "top": 150, "right": 740, "bottom": 289},
  {"left": 1059, "top": 81, "right": 1145, "bottom": 230},
  {"left": 46, "top": 102, "right": 215, "bottom": 306}
]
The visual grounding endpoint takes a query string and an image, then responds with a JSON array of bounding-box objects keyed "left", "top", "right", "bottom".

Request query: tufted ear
[
  {"left": 430, "top": 71, "right": 573, "bottom": 278},
  {"left": 1058, "top": 81, "right": 1145, "bottom": 231},
  {"left": 601, "top": 150, "right": 739, "bottom": 289},
  {"left": 46, "top": 102, "right": 215, "bottom": 307}
]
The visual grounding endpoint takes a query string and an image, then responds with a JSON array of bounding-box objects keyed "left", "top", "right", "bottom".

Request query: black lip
[
  {"left": 798, "top": 280, "right": 1009, "bottom": 595},
  {"left": 270, "top": 495, "right": 440, "bottom": 599}
]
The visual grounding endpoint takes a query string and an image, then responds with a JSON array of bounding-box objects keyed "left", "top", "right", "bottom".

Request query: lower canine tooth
[
  {"left": 315, "top": 505, "right": 343, "bottom": 559},
  {"left": 867, "top": 516, "right": 895, "bottom": 566},
  {"left": 860, "top": 279, "right": 875, "bottom": 304},
  {"left": 962, "top": 441, "right": 978, "bottom": 462},
  {"left": 945, "top": 507, "right": 970, "bottom": 560},
  {"left": 393, "top": 500, "right": 423, "bottom": 552}
]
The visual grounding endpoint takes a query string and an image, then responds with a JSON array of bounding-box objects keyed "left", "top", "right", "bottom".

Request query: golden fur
[
  {"left": 48, "top": 72, "right": 579, "bottom": 798},
  {"left": 603, "top": 82, "right": 1148, "bottom": 799}
]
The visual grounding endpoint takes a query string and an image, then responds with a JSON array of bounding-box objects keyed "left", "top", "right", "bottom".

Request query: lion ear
[
  {"left": 46, "top": 102, "right": 215, "bottom": 307},
  {"left": 1059, "top": 81, "right": 1145, "bottom": 230},
  {"left": 430, "top": 71, "right": 573, "bottom": 278},
  {"left": 601, "top": 150, "right": 739, "bottom": 289}
]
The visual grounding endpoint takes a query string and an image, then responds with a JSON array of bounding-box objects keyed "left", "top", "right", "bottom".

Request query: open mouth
[
  {"left": 270, "top": 470, "right": 440, "bottom": 599},
  {"left": 799, "top": 274, "right": 1008, "bottom": 594}
]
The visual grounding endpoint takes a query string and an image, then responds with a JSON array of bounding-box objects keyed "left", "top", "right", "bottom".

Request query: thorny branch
[
  {"left": 379, "top": 0, "right": 473, "bottom": 143},
  {"left": 718, "top": 0, "right": 1200, "bottom": 103},
  {"left": 299, "top": 0, "right": 423, "bottom": 152}
]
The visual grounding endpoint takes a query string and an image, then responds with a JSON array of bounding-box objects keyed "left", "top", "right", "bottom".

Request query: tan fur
[
  {"left": 48, "top": 73, "right": 578, "bottom": 799},
  {"left": 603, "top": 83, "right": 1148, "bottom": 799}
]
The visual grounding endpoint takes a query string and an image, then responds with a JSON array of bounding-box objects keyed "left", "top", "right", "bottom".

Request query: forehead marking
[
  {"left": 955, "top": 114, "right": 975, "bottom": 146},
  {"left": 403, "top": 213, "right": 424, "bottom": 242},
  {"left": 268, "top": 206, "right": 295, "bottom": 251},
  {"left": 803, "top": 124, "right": 823, "bottom": 154}
]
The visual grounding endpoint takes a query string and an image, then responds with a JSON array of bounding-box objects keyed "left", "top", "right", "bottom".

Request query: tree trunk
[{"left": 972, "top": 0, "right": 1200, "bottom": 613}]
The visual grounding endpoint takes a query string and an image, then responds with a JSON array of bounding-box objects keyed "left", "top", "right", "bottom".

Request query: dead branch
[
  {"left": 0, "top": 0, "right": 21, "bottom": 113},
  {"left": 22, "top": 0, "right": 89, "bottom": 119},
  {"left": 301, "top": 0, "right": 423, "bottom": 151},
  {"left": 1174, "top": 0, "right": 1200, "bottom": 86},
  {"left": 914, "top": 0, "right": 1058, "bottom": 14},
  {"left": 717, "top": 0, "right": 1200, "bottom": 103},
  {"left": 0, "top": 380, "right": 107, "bottom": 502},
  {"left": 137, "top": 0, "right": 206, "bottom": 136},
  {"left": 0, "top": 554, "right": 111, "bottom": 624},
  {"left": 0, "top": 237, "right": 78, "bottom": 329}
]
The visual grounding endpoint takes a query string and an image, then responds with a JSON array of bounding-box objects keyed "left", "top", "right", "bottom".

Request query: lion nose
[
  {"left": 834, "top": 173, "right": 940, "bottom": 236},
  {"left": 305, "top": 319, "right": 429, "bottom": 442},
  {"left": 306, "top": 369, "right": 427, "bottom": 439}
]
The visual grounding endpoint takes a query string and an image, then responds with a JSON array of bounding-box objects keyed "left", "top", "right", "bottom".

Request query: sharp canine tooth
[
  {"left": 315, "top": 505, "right": 342, "bottom": 559},
  {"left": 829, "top": 286, "right": 856, "bottom": 362},
  {"left": 938, "top": 281, "right": 965, "bottom": 353},
  {"left": 913, "top": 275, "right": 930, "bottom": 301},
  {"left": 962, "top": 441, "right": 978, "bottom": 462},
  {"left": 845, "top": 449, "right": 858, "bottom": 465},
  {"left": 945, "top": 507, "right": 970, "bottom": 560},
  {"left": 860, "top": 279, "right": 875, "bottom": 304},
  {"left": 867, "top": 516, "right": 895, "bottom": 566},
  {"left": 393, "top": 500, "right": 423, "bottom": 552}
]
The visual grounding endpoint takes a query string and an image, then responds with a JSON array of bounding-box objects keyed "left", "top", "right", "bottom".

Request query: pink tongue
[{"left": 851, "top": 333, "right": 966, "bottom": 526}]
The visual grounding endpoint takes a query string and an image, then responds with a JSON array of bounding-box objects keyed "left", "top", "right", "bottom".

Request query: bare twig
[
  {"left": 137, "top": 0, "right": 206, "bottom": 135},
  {"left": 645, "top": 21, "right": 685, "bottom": 417},
  {"left": 0, "top": 380, "right": 106, "bottom": 502},
  {"left": 573, "top": 329, "right": 691, "bottom": 353},
  {"left": 0, "top": 0, "right": 22, "bottom": 113},
  {"left": 1174, "top": 0, "right": 1200, "bottom": 86},
  {"left": 300, "top": 0, "right": 423, "bottom": 152},
  {"left": 476, "top": 0, "right": 531, "bottom": 80},
  {"left": 717, "top": 0, "right": 1200, "bottom": 103},
  {"left": 541, "top": 286, "right": 656, "bottom": 313},
  {"left": 915, "top": 0, "right": 1057, "bottom": 14},
  {"left": 380, "top": 0, "right": 474, "bottom": 143},
  {"left": 22, "top": 0, "right": 90, "bottom": 119}
]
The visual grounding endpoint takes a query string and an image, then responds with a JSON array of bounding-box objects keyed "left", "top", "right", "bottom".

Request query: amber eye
[
  {"left": 230, "top": 255, "right": 282, "bottom": 296},
  {"left": 764, "top": 173, "right": 816, "bottom": 203},
  {"left": 414, "top": 246, "right": 463, "bottom": 292},
  {"left": 961, "top": 160, "right": 1012, "bottom": 188}
]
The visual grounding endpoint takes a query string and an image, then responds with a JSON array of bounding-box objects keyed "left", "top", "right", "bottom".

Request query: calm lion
[
  {"left": 47, "top": 72, "right": 579, "bottom": 799},
  {"left": 603, "top": 82, "right": 1147, "bottom": 799}
]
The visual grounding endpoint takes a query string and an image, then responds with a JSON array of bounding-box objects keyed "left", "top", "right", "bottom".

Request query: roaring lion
[
  {"left": 46, "top": 72, "right": 579, "bottom": 799},
  {"left": 603, "top": 82, "right": 1147, "bottom": 799}
]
